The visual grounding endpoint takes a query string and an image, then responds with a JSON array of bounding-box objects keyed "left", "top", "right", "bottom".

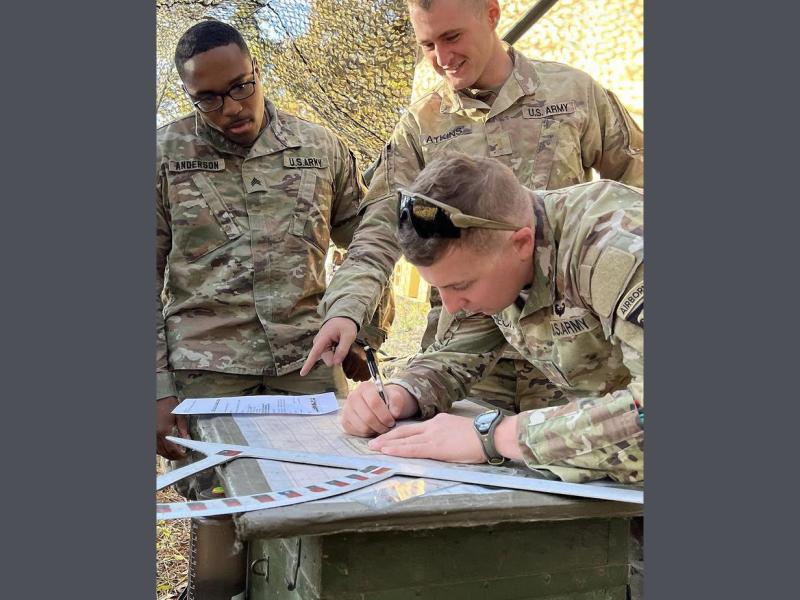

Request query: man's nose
[
  {"left": 440, "top": 290, "right": 465, "bottom": 314},
  {"left": 435, "top": 45, "right": 451, "bottom": 69},
  {"left": 221, "top": 95, "right": 243, "bottom": 117}
]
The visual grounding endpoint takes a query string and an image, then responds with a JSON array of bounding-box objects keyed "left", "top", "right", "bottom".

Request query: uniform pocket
[
  {"left": 170, "top": 172, "right": 242, "bottom": 263},
  {"left": 289, "top": 170, "right": 331, "bottom": 254},
  {"left": 531, "top": 119, "right": 561, "bottom": 189}
]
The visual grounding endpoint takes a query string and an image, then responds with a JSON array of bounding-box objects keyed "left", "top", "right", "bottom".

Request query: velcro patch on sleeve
[
  {"left": 590, "top": 247, "right": 636, "bottom": 318},
  {"left": 284, "top": 156, "right": 328, "bottom": 168}
]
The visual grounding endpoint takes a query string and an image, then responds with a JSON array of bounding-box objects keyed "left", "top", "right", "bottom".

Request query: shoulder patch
[
  {"left": 590, "top": 247, "right": 637, "bottom": 317},
  {"left": 284, "top": 156, "right": 328, "bottom": 168},
  {"left": 616, "top": 281, "right": 644, "bottom": 324}
]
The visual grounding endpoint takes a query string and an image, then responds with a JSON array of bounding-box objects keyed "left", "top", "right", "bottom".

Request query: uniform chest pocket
[
  {"left": 286, "top": 169, "right": 332, "bottom": 254},
  {"left": 548, "top": 311, "right": 621, "bottom": 390},
  {"left": 529, "top": 118, "right": 561, "bottom": 189},
  {"left": 170, "top": 172, "right": 243, "bottom": 263},
  {"left": 520, "top": 310, "right": 611, "bottom": 389}
]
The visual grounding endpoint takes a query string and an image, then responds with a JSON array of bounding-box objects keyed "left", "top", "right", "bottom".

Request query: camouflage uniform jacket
[
  {"left": 157, "top": 100, "right": 377, "bottom": 399},
  {"left": 389, "top": 181, "right": 644, "bottom": 483},
  {"left": 319, "top": 47, "right": 643, "bottom": 335}
]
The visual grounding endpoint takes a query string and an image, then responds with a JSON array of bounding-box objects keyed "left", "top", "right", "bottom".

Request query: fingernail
[{"left": 367, "top": 440, "right": 377, "bottom": 449}]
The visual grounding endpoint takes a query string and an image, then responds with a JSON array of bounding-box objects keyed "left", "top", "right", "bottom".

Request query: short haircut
[
  {"left": 174, "top": 20, "right": 250, "bottom": 78},
  {"left": 408, "top": 0, "right": 488, "bottom": 13},
  {"left": 398, "top": 153, "right": 531, "bottom": 266}
]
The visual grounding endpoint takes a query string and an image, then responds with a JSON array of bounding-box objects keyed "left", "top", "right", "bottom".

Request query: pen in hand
[{"left": 362, "top": 345, "right": 388, "bottom": 407}]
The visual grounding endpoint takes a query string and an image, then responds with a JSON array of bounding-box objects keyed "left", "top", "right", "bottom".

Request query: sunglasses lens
[{"left": 398, "top": 192, "right": 460, "bottom": 239}]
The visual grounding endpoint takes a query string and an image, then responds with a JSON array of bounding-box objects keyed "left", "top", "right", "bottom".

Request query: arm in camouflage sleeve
[
  {"left": 319, "top": 116, "right": 425, "bottom": 329},
  {"left": 327, "top": 136, "right": 395, "bottom": 349},
  {"left": 516, "top": 264, "right": 644, "bottom": 484},
  {"left": 155, "top": 170, "right": 177, "bottom": 400},
  {"left": 387, "top": 310, "right": 508, "bottom": 418},
  {"left": 582, "top": 82, "right": 644, "bottom": 188}
]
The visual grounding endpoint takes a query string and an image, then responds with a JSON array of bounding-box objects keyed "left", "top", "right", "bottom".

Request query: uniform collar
[
  {"left": 194, "top": 99, "right": 302, "bottom": 158},
  {"left": 439, "top": 47, "right": 540, "bottom": 116},
  {"left": 518, "top": 189, "right": 556, "bottom": 318}
]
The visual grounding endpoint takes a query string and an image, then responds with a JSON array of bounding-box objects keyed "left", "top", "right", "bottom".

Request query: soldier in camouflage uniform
[
  {"left": 302, "top": 0, "right": 642, "bottom": 413},
  {"left": 344, "top": 153, "right": 644, "bottom": 598},
  {"left": 156, "top": 21, "right": 393, "bottom": 473},
  {"left": 342, "top": 154, "right": 643, "bottom": 486}
]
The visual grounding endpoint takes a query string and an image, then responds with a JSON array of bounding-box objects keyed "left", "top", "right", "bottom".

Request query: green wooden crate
[{"left": 247, "top": 518, "right": 630, "bottom": 599}]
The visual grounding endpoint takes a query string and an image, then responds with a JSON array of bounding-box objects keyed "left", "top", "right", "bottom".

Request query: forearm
[
  {"left": 586, "top": 85, "right": 644, "bottom": 187},
  {"left": 516, "top": 387, "right": 643, "bottom": 483},
  {"left": 320, "top": 196, "right": 402, "bottom": 325},
  {"left": 156, "top": 177, "right": 176, "bottom": 400},
  {"left": 388, "top": 347, "right": 503, "bottom": 418}
]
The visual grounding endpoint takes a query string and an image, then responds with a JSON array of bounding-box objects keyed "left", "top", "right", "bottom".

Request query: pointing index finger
[{"left": 300, "top": 336, "right": 330, "bottom": 376}]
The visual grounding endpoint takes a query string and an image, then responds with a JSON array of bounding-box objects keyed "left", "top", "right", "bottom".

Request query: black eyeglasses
[
  {"left": 185, "top": 61, "right": 258, "bottom": 113},
  {"left": 397, "top": 189, "right": 518, "bottom": 239}
]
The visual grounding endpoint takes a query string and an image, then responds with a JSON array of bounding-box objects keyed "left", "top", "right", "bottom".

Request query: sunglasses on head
[{"left": 397, "top": 189, "right": 518, "bottom": 239}]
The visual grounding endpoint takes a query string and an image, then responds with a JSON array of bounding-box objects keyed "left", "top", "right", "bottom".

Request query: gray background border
[
  {"left": 647, "top": 2, "right": 796, "bottom": 599},
  {"left": 2, "top": 3, "right": 154, "bottom": 598},
  {"left": 1, "top": 1, "right": 796, "bottom": 598}
]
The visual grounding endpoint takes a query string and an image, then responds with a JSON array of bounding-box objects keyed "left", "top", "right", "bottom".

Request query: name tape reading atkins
[{"left": 420, "top": 125, "right": 472, "bottom": 146}]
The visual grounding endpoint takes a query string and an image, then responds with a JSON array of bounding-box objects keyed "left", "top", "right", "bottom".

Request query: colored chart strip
[
  {"left": 164, "top": 436, "right": 643, "bottom": 504},
  {"left": 156, "top": 465, "right": 395, "bottom": 521}
]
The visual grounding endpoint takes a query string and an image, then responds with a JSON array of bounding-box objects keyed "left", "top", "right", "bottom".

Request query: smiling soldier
[{"left": 303, "top": 0, "right": 643, "bottom": 417}]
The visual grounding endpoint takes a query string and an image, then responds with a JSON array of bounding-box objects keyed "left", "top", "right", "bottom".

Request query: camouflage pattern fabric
[
  {"left": 383, "top": 354, "right": 576, "bottom": 414},
  {"left": 319, "top": 46, "right": 643, "bottom": 355},
  {"left": 156, "top": 99, "right": 390, "bottom": 399},
  {"left": 388, "top": 181, "right": 644, "bottom": 483}
]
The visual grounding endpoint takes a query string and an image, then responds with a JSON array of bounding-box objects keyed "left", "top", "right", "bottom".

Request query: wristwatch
[{"left": 473, "top": 409, "right": 506, "bottom": 465}]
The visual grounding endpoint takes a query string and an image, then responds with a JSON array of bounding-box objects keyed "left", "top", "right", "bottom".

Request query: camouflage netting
[{"left": 156, "top": 0, "right": 642, "bottom": 165}]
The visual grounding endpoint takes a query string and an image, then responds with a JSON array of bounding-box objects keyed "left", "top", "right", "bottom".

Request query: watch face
[{"left": 475, "top": 411, "right": 498, "bottom": 434}]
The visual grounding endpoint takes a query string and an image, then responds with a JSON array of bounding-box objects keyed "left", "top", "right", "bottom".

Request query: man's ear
[
  {"left": 509, "top": 226, "right": 534, "bottom": 259},
  {"left": 487, "top": 0, "right": 501, "bottom": 29}
]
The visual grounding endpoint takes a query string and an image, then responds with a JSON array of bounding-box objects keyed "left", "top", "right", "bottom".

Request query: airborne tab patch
[
  {"left": 522, "top": 101, "right": 576, "bottom": 119},
  {"left": 284, "top": 156, "right": 328, "bottom": 168},
  {"left": 617, "top": 281, "right": 643, "bottom": 327},
  {"left": 168, "top": 158, "right": 225, "bottom": 172},
  {"left": 616, "top": 282, "right": 643, "bottom": 320},
  {"left": 420, "top": 125, "right": 472, "bottom": 145}
]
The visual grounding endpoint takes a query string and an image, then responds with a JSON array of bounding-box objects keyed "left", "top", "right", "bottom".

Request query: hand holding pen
[{"left": 339, "top": 348, "right": 420, "bottom": 437}]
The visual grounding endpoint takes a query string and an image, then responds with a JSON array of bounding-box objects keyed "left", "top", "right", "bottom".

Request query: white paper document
[
  {"left": 233, "top": 400, "right": 503, "bottom": 506},
  {"left": 174, "top": 392, "right": 339, "bottom": 415}
]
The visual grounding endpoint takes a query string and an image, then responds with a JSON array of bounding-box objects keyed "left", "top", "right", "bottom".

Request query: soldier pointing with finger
[{"left": 301, "top": 0, "right": 642, "bottom": 415}]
